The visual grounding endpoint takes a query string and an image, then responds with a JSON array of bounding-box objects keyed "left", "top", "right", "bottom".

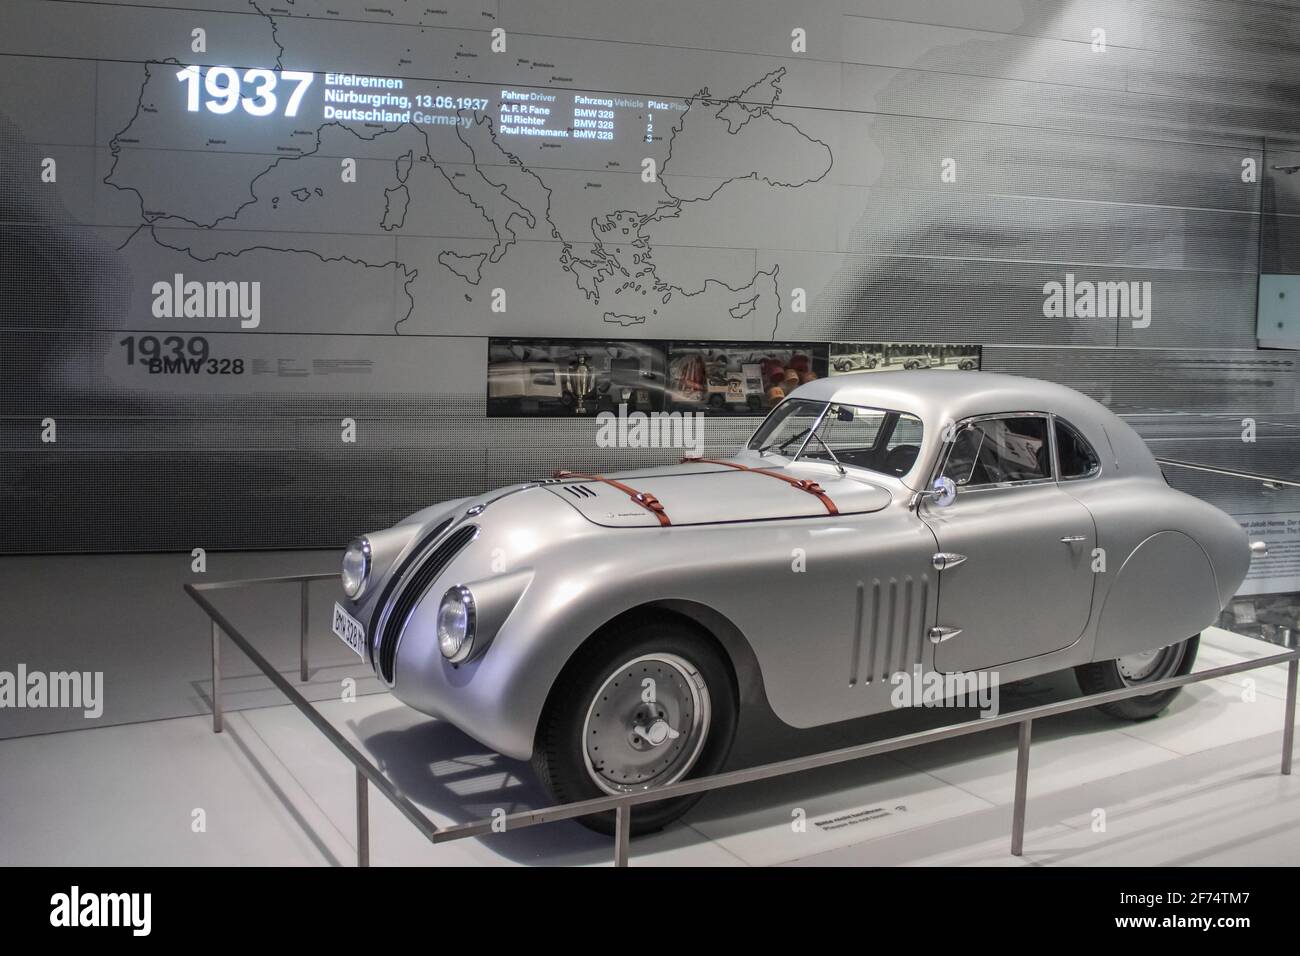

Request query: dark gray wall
[{"left": 1, "top": 0, "right": 1298, "bottom": 556}]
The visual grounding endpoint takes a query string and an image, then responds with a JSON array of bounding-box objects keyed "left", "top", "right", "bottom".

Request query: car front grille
[
  {"left": 374, "top": 522, "right": 477, "bottom": 683},
  {"left": 368, "top": 518, "right": 452, "bottom": 670}
]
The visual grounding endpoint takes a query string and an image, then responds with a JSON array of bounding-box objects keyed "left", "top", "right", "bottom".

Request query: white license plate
[{"left": 332, "top": 602, "right": 366, "bottom": 659}]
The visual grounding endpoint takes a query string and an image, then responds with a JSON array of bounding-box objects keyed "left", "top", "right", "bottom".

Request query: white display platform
[{"left": 1, "top": 626, "right": 1296, "bottom": 866}]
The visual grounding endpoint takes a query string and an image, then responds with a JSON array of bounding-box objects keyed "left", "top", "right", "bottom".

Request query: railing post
[
  {"left": 613, "top": 804, "right": 631, "bottom": 867},
  {"left": 211, "top": 621, "right": 223, "bottom": 734},
  {"left": 356, "top": 767, "right": 370, "bottom": 867},
  {"left": 1010, "top": 718, "right": 1032, "bottom": 856},
  {"left": 300, "top": 579, "right": 310, "bottom": 683},
  {"left": 1283, "top": 658, "right": 1298, "bottom": 776}
]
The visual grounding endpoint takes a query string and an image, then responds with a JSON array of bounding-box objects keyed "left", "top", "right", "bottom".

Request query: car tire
[
  {"left": 1074, "top": 634, "right": 1199, "bottom": 721},
  {"left": 531, "top": 616, "right": 739, "bottom": 836}
]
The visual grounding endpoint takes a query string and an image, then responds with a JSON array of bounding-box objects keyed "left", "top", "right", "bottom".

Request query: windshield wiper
[
  {"left": 756, "top": 425, "right": 811, "bottom": 456},
  {"left": 773, "top": 427, "right": 812, "bottom": 454},
  {"left": 806, "top": 431, "right": 846, "bottom": 475},
  {"left": 791, "top": 403, "right": 834, "bottom": 465}
]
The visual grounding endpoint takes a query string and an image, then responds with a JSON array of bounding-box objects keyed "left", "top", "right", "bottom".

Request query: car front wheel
[
  {"left": 1074, "top": 634, "right": 1199, "bottom": 720},
  {"left": 531, "top": 617, "right": 738, "bottom": 836}
]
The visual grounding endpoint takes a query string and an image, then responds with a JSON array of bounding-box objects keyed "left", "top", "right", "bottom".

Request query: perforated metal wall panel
[{"left": 1, "top": 0, "right": 1298, "bottom": 553}]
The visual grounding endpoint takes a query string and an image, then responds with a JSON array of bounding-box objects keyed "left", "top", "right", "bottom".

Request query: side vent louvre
[
  {"left": 375, "top": 523, "right": 478, "bottom": 683},
  {"left": 851, "top": 574, "right": 930, "bottom": 686},
  {"left": 564, "top": 484, "right": 597, "bottom": 499}
]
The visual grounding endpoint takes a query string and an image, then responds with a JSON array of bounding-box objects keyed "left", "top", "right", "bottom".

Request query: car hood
[{"left": 545, "top": 459, "right": 893, "bottom": 527}]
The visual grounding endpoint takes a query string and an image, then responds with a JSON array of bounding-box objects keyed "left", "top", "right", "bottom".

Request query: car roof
[
  {"left": 787, "top": 370, "right": 1161, "bottom": 485},
  {"left": 794, "top": 370, "right": 1093, "bottom": 420}
]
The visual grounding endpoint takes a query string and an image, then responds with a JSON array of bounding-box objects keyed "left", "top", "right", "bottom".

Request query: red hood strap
[
  {"left": 681, "top": 457, "right": 840, "bottom": 516},
  {"left": 552, "top": 471, "right": 671, "bottom": 526}
]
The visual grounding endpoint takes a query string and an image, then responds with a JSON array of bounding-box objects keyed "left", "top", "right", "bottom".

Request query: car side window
[
  {"left": 886, "top": 414, "right": 923, "bottom": 450},
  {"left": 877, "top": 413, "right": 924, "bottom": 475},
  {"left": 941, "top": 416, "right": 1052, "bottom": 486},
  {"left": 1055, "top": 418, "right": 1101, "bottom": 480}
]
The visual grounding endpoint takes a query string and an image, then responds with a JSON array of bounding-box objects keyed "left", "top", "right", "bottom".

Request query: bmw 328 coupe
[{"left": 332, "top": 371, "right": 1252, "bottom": 833}]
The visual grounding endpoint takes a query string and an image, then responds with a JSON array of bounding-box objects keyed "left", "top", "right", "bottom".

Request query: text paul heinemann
[{"left": 50, "top": 887, "right": 151, "bottom": 936}]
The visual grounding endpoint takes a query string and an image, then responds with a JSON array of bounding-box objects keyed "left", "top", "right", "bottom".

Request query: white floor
[{"left": 1, "top": 626, "right": 1296, "bottom": 866}]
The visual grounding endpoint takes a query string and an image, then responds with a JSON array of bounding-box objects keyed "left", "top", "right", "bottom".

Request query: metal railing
[
  {"left": 1156, "top": 457, "right": 1300, "bottom": 491},
  {"left": 186, "top": 575, "right": 1300, "bottom": 867}
]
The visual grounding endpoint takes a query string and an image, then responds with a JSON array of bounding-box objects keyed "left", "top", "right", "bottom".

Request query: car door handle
[
  {"left": 928, "top": 626, "right": 962, "bottom": 644},
  {"left": 1060, "top": 535, "right": 1087, "bottom": 543},
  {"left": 931, "top": 552, "right": 967, "bottom": 571}
]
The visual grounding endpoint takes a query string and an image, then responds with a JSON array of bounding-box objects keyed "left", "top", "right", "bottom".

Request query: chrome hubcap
[
  {"left": 582, "top": 653, "right": 711, "bottom": 794},
  {"left": 1117, "top": 643, "right": 1184, "bottom": 684}
]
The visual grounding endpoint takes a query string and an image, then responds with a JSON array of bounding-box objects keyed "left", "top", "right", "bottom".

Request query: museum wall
[{"left": 1, "top": 0, "right": 1298, "bottom": 573}]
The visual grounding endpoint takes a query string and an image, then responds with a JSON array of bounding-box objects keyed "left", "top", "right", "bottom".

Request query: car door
[{"left": 919, "top": 413, "right": 1096, "bottom": 673}]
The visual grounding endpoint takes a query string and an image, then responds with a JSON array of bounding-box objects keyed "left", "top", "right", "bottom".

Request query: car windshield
[{"left": 747, "top": 399, "right": 925, "bottom": 479}]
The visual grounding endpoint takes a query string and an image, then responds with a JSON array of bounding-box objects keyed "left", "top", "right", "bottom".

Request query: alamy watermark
[
  {"left": 890, "top": 665, "right": 1000, "bottom": 718},
  {"left": 1043, "top": 273, "right": 1151, "bottom": 329},
  {"left": 0, "top": 664, "right": 103, "bottom": 718},
  {"left": 151, "top": 273, "right": 261, "bottom": 328},
  {"left": 50, "top": 886, "right": 150, "bottom": 936},
  {"left": 596, "top": 403, "right": 705, "bottom": 457}
]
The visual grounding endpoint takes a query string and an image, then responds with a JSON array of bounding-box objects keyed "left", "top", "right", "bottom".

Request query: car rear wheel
[
  {"left": 1074, "top": 634, "right": 1199, "bottom": 720},
  {"left": 531, "top": 617, "right": 738, "bottom": 836}
]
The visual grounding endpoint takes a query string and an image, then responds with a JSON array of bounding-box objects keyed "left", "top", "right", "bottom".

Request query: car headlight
[
  {"left": 340, "top": 537, "right": 372, "bottom": 599},
  {"left": 437, "top": 586, "right": 476, "bottom": 663}
]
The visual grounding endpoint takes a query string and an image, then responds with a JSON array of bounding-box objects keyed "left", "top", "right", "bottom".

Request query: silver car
[{"left": 333, "top": 371, "right": 1251, "bottom": 834}]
